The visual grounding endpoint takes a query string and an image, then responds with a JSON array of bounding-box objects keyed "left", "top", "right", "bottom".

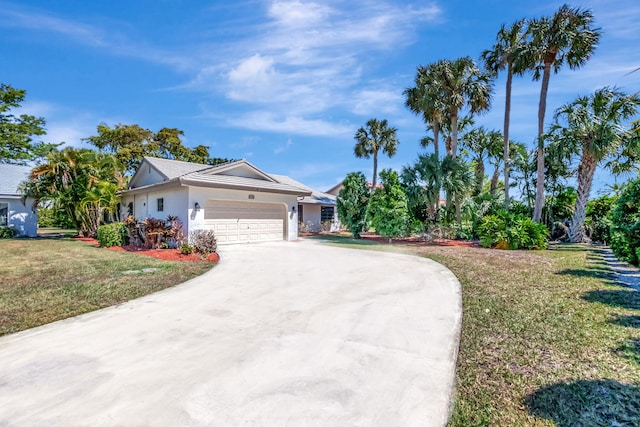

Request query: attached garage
[{"left": 204, "top": 200, "right": 286, "bottom": 244}]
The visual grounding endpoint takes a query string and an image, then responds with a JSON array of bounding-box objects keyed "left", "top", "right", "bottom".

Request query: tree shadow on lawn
[
  {"left": 556, "top": 268, "right": 616, "bottom": 282},
  {"left": 610, "top": 315, "right": 640, "bottom": 329},
  {"left": 613, "top": 338, "right": 640, "bottom": 365},
  {"left": 582, "top": 289, "right": 640, "bottom": 311},
  {"left": 526, "top": 379, "right": 640, "bottom": 426}
]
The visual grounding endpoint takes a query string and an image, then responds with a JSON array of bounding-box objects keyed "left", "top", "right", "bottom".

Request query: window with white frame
[
  {"left": 321, "top": 206, "right": 334, "bottom": 222},
  {"left": 157, "top": 198, "right": 164, "bottom": 212},
  {"left": 0, "top": 203, "right": 8, "bottom": 227}
]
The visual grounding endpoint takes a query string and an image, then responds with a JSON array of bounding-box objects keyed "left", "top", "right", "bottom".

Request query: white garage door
[{"left": 204, "top": 200, "right": 286, "bottom": 244}]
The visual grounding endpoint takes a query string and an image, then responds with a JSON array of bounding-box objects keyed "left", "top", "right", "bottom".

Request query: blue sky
[{"left": 2, "top": 0, "right": 639, "bottom": 193}]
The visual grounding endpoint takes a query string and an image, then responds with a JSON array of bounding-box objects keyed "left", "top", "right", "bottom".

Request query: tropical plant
[
  {"left": 411, "top": 58, "right": 493, "bottom": 158},
  {"left": 610, "top": 178, "right": 640, "bottom": 266},
  {"left": 336, "top": 171, "right": 369, "bottom": 238},
  {"left": 521, "top": 4, "right": 602, "bottom": 221},
  {"left": 21, "top": 148, "right": 124, "bottom": 236},
  {"left": 368, "top": 169, "right": 409, "bottom": 241},
  {"left": 460, "top": 127, "right": 503, "bottom": 195},
  {"left": 550, "top": 87, "right": 640, "bottom": 242},
  {"left": 585, "top": 194, "right": 617, "bottom": 244},
  {"left": 404, "top": 68, "right": 445, "bottom": 157},
  {"left": 0, "top": 227, "right": 17, "bottom": 238},
  {"left": 354, "top": 118, "right": 399, "bottom": 191},
  {"left": 440, "top": 155, "right": 473, "bottom": 227},
  {"left": 479, "top": 210, "right": 549, "bottom": 250},
  {"left": 482, "top": 19, "right": 529, "bottom": 209},
  {"left": 190, "top": 229, "right": 218, "bottom": 255}
]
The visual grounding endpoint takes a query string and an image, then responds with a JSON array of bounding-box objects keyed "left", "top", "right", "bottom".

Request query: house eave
[{"left": 179, "top": 177, "right": 312, "bottom": 196}]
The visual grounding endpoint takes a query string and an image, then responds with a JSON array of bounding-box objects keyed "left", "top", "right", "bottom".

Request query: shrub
[
  {"left": 97, "top": 222, "right": 128, "bottom": 247},
  {"left": 337, "top": 171, "right": 369, "bottom": 238},
  {"left": 190, "top": 229, "right": 217, "bottom": 255},
  {"left": 610, "top": 179, "right": 640, "bottom": 266},
  {"left": 479, "top": 210, "right": 549, "bottom": 250},
  {"left": 368, "top": 169, "right": 409, "bottom": 240},
  {"left": 179, "top": 243, "right": 195, "bottom": 255},
  {"left": 585, "top": 194, "right": 617, "bottom": 244},
  {"left": 0, "top": 227, "right": 17, "bottom": 239}
]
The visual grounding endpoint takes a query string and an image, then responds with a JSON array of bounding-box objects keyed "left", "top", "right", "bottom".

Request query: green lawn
[
  {"left": 0, "top": 237, "right": 213, "bottom": 336},
  {"left": 312, "top": 235, "right": 640, "bottom": 426}
]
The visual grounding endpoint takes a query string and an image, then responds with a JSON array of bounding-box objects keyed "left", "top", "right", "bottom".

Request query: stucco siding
[{"left": 1, "top": 197, "right": 37, "bottom": 237}]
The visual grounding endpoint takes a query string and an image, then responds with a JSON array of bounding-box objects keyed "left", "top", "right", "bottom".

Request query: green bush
[
  {"left": 479, "top": 210, "right": 549, "bottom": 250},
  {"left": 610, "top": 179, "right": 640, "bottom": 266},
  {"left": 97, "top": 222, "right": 128, "bottom": 247},
  {"left": 0, "top": 227, "right": 17, "bottom": 239},
  {"left": 179, "top": 243, "right": 195, "bottom": 255},
  {"left": 190, "top": 229, "right": 217, "bottom": 255},
  {"left": 585, "top": 194, "right": 617, "bottom": 244},
  {"left": 337, "top": 171, "right": 369, "bottom": 238}
]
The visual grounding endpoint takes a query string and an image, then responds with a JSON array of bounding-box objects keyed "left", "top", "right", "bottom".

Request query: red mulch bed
[
  {"left": 73, "top": 237, "right": 220, "bottom": 263},
  {"left": 359, "top": 233, "right": 480, "bottom": 248}
]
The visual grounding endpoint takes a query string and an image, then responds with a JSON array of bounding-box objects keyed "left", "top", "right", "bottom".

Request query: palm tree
[
  {"left": 354, "top": 118, "right": 399, "bottom": 192},
  {"left": 460, "top": 127, "right": 502, "bottom": 195},
  {"left": 404, "top": 67, "right": 445, "bottom": 157},
  {"left": 440, "top": 155, "right": 473, "bottom": 227},
  {"left": 551, "top": 87, "right": 640, "bottom": 242},
  {"left": 429, "top": 57, "right": 493, "bottom": 158},
  {"left": 521, "top": 4, "right": 602, "bottom": 222},
  {"left": 482, "top": 19, "right": 528, "bottom": 209}
]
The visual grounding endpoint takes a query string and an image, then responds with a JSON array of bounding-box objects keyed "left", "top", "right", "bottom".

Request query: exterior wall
[
  {"left": 131, "top": 164, "right": 166, "bottom": 188},
  {"left": 187, "top": 186, "right": 299, "bottom": 241},
  {"left": 299, "top": 203, "right": 340, "bottom": 232},
  {"left": 120, "top": 188, "right": 188, "bottom": 224},
  {"left": 0, "top": 196, "right": 37, "bottom": 237}
]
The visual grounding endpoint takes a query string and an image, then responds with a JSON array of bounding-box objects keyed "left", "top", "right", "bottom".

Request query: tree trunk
[
  {"left": 371, "top": 152, "right": 378, "bottom": 194},
  {"left": 432, "top": 121, "right": 440, "bottom": 158},
  {"left": 504, "top": 62, "right": 513, "bottom": 210},
  {"left": 533, "top": 62, "right": 552, "bottom": 222},
  {"left": 569, "top": 151, "right": 597, "bottom": 243},
  {"left": 474, "top": 161, "right": 485, "bottom": 196},
  {"left": 455, "top": 200, "right": 462, "bottom": 228},
  {"left": 450, "top": 111, "right": 459, "bottom": 158},
  {"left": 490, "top": 166, "right": 500, "bottom": 195}
]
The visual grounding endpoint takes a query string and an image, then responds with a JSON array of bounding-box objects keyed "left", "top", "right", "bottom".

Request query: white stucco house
[
  {"left": 120, "top": 157, "right": 337, "bottom": 244},
  {"left": 0, "top": 164, "right": 38, "bottom": 237}
]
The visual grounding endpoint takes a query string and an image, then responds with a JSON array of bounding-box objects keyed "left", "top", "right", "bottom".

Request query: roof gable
[
  {"left": 197, "top": 160, "right": 276, "bottom": 182},
  {"left": 0, "top": 164, "right": 31, "bottom": 196},
  {"left": 270, "top": 174, "right": 336, "bottom": 205}
]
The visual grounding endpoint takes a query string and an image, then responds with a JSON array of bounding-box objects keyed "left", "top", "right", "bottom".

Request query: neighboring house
[
  {"left": 120, "top": 157, "right": 313, "bottom": 244},
  {"left": 0, "top": 164, "right": 37, "bottom": 237},
  {"left": 270, "top": 175, "right": 339, "bottom": 232},
  {"left": 326, "top": 181, "right": 382, "bottom": 196}
]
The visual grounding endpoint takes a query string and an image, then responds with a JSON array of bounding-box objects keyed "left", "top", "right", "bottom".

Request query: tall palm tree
[
  {"left": 482, "top": 19, "right": 528, "bottom": 209},
  {"left": 404, "top": 67, "right": 445, "bottom": 157},
  {"left": 429, "top": 57, "right": 493, "bottom": 158},
  {"left": 354, "top": 118, "right": 399, "bottom": 192},
  {"left": 551, "top": 87, "right": 640, "bottom": 242},
  {"left": 521, "top": 4, "right": 602, "bottom": 222}
]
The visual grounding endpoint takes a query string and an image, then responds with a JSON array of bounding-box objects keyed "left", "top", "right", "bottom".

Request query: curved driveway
[{"left": 0, "top": 240, "right": 461, "bottom": 426}]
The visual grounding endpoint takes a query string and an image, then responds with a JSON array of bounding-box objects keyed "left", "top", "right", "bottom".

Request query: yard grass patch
[
  {"left": 313, "top": 235, "right": 640, "bottom": 426},
  {"left": 0, "top": 238, "right": 213, "bottom": 336}
]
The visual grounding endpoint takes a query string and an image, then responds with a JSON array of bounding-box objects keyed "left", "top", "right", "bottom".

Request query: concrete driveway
[{"left": 0, "top": 240, "right": 461, "bottom": 426}]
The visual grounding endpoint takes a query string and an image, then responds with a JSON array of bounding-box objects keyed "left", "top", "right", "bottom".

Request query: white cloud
[
  {"left": 274, "top": 138, "right": 293, "bottom": 154},
  {"left": 351, "top": 88, "right": 404, "bottom": 116},
  {"left": 226, "top": 111, "right": 353, "bottom": 137}
]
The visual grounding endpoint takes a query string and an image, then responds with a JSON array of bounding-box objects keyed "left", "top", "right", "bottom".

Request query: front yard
[
  {"left": 0, "top": 237, "right": 213, "bottom": 336},
  {"left": 314, "top": 235, "right": 640, "bottom": 426}
]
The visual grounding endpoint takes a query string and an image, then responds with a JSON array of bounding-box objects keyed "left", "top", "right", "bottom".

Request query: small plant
[
  {"left": 190, "top": 229, "right": 217, "bottom": 255},
  {"left": 0, "top": 227, "right": 17, "bottom": 239},
  {"left": 179, "top": 243, "right": 195, "bottom": 255},
  {"left": 96, "top": 222, "right": 128, "bottom": 247},
  {"left": 478, "top": 210, "right": 549, "bottom": 250}
]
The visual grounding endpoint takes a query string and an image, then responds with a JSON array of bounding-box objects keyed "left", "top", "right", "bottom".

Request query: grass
[
  {"left": 310, "top": 235, "right": 640, "bottom": 426},
  {"left": 0, "top": 237, "right": 213, "bottom": 336}
]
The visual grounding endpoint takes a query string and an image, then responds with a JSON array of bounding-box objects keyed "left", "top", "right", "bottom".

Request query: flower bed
[{"left": 74, "top": 237, "right": 219, "bottom": 263}]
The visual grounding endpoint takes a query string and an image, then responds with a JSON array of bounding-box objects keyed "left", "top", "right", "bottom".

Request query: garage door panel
[{"left": 204, "top": 201, "right": 285, "bottom": 244}]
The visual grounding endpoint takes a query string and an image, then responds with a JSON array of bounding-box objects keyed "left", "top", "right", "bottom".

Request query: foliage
[
  {"left": 610, "top": 178, "right": 640, "bottom": 266},
  {"left": 179, "top": 243, "right": 195, "bottom": 255},
  {"left": 0, "top": 84, "right": 58, "bottom": 164},
  {"left": 459, "top": 127, "right": 503, "bottom": 195},
  {"left": 190, "top": 229, "right": 218, "bottom": 255},
  {"left": 354, "top": 118, "right": 399, "bottom": 191},
  {"left": 37, "top": 206, "right": 76, "bottom": 229},
  {"left": 0, "top": 227, "right": 17, "bottom": 239},
  {"left": 460, "top": 191, "right": 504, "bottom": 238},
  {"left": 549, "top": 87, "right": 640, "bottom": 242},
  {"left": 97, "top": 222, "right": 128, "bottom": 247},
  {"left": 21, "top": 148, "right": 124, "bottom": 237},
  {"left": 84, "top": 123, "right": 233, "bottom": 175},
  {"left": 585, "top": 194, "right": 617, "bottom": 244},
  {"left": 336, "top": 171, "right": 369, "bottom": 238},
  {"left": 479, "top": 210, "right": 549, "bottom": 249},
  {"left": 367, "top": 169, "right": 409, "bottom": 240}
]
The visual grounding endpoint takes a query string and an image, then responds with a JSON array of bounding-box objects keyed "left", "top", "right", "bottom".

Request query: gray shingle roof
[
  {"left": 181, "top": 173, "right": 311, "bottom": 196},
  {"left": 144, "top": 157, "right": 217, "bottom": 179},
  {"left": 270, "top": 174, "right": 336, "bottom": 205},
  {"left": 0, "top": 164, "right": 31, "bottom": 196}
]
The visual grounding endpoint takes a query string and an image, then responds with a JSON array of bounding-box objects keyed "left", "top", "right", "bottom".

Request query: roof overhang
[{"left": 180, "top": 177, "right": 311, "bottom": 196}]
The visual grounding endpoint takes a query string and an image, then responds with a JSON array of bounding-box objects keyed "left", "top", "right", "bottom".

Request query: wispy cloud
[
  {"left": 274, "top": 138, "right": 293, "bottom": 154},
  {"left": 226, "top": 111, "right": 354, "bottom": 137}
]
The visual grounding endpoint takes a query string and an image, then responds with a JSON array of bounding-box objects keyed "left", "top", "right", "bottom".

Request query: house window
[
  {"left": 298, "top": 204, "right": 303, "bottom": 222},
  {"left": 157, "top": 198, "right": 164, "bottom": 212},
  {"left": 321, "top": 206, "right": 334, "bottom": 222},
  {"left": 0, "top": 203, "right": 7, "bottom": 226}
]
